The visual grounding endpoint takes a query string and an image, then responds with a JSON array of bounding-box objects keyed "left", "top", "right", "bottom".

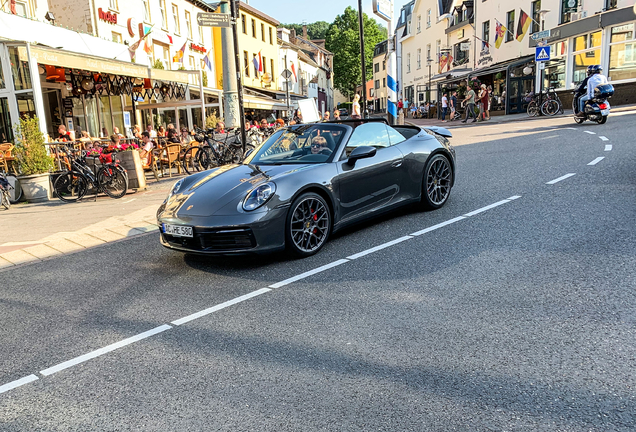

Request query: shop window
[
  {"left": 531, "top": 1, "right": 541, "bottom": 33},
  {"left": 172, "top": 4, "right": 180, "bottom": 35},
  {"left": 573, "top": 30, "right": 603, "bottom": 84},
  {"left": 112, "top": 32, "right": 122, "bottom": 43},
  {"left": 606, "top": 0, "right": 617, "bottom": 9},
  {"left": 544, "top": 58, "right": 566, "bottom": 89},
  {"left": 16, "top": 92, "right": 36, "bottom": 119},
  {"left": 506, "top": 10, "right": 515, "bottom": 42},
  {"left": 0, "top": 98, "right": 13, "bottom": 143},
  {"left": 609, "top": 24, "right": 636, "bottom": 81},
  {"left": 9, "top": 47, "right": 32, "bottom": 91}
]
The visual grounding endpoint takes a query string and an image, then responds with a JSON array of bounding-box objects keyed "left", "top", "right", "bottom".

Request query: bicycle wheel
[
  {"left": 1, "top": 190, "right": 10, "bottom": 210},
  {"left": 97, "top": 165, "right": 128, "bottom": 199},
  {"left": 224, "top": 145, "right": 243, "bottom": 164},
  {"left": 541, "top": 100, "right": 560, "bottom": 116},
  {"left": 54, "top": 171, "right": 88, "bottom": 203},
  {"left": 182, "top": 145, "right": 213, "bottom": 174},
  {"left": 527, "top": 101, "right": 539, "bottom": 117}
]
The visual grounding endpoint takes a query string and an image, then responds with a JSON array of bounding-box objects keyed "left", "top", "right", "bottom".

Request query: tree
[
  {"left": 280, "top": 21, "right": 330, "bottom": 40},
  {"left": 325, "top": 7, "right": 387, "bottom": 100}
]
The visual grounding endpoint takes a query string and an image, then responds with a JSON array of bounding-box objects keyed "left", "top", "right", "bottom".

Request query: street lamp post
[
  {"left": 358, "top": 0, "right": 369, "bottom": 118},
  {"left": 536, "top": 9, "right": 551, "bottom": 114},
  {"left": 427, "top": 57, "right": 432, "bottom": 118}
]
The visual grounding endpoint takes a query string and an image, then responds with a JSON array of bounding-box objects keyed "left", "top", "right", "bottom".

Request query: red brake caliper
[{"left": 311, "top": 209, "right": 317, "bottom": 234}]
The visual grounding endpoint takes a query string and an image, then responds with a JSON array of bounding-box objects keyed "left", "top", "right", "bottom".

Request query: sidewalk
[
  {"left": 0, "top": 174, "right": 181, "bottom": 270},
  {"left": 406, "top": 103, "right": 636, "bottom": 128}
]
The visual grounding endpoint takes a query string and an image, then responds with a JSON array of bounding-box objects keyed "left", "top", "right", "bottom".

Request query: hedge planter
[
  {"left": 19, "top": 173, "right": 51, "bottom": 202},
  {"left": 118, "top": 151, "right": 146, "bottom": 190}
]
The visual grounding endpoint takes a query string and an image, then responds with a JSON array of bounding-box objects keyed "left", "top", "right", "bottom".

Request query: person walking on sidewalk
[
  {"left": 441, "top": 93, "right": 448, "bottom": 122},
  {"left": 461, "top": 85, "right": 478, "bottom": 123},
  {"left": 351, "top": 94, "right": 362, "bottom": 119},
  {"left": 450, "top": 91, "right": 458, "bottom": 121},
  {"left": 478, "top": 84, "right": 490, "bottom": 121}
]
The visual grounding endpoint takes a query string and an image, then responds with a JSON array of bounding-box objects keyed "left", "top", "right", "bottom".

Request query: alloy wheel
[
  {"left": 289, "top": 196, "right": 330, "bottom": 254},
  {"left": 426, "top": 156, "right": 452, "bottom": 206}
]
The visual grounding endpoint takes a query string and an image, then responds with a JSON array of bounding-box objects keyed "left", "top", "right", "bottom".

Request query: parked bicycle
[
  {"left": 526, "top": 87, "right": 564, "bottom": 117},
  {"left": 53, "top": 145, "right": 129, "bottom": 203},
  {"left": 0, "top": 171, "right": 15, "bottom": 210},
  {"left": 181, "top": 127, "right": 256, "bottom": 175}
]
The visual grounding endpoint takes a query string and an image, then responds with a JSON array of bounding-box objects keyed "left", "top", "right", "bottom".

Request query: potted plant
[{"left": 13, "top": 116, "right": 54, "bottom": 202}]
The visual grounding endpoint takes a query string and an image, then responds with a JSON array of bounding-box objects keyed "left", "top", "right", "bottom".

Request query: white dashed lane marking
[
  {"left": 584, "top": 131, "right": 596, "bottom": 135},
  {"left": 546, "top": 173, "right": 576, "bottom": 185},
  {"left": 599, "top": 136, "right": 609, "bottom": 141},
  {"left": 0, "top": 375, "right": 38, "bottom": 395},
  {"left": 605, "top": 145, "right": 612, "bottom": 151},
  {"left": 588, "top": 157, "right": 605, "bottom": 166}
]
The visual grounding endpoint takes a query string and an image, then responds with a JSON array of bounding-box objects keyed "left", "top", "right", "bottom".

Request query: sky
[{"left": 244, "top": 0, "right": 400, "bottom": 26}]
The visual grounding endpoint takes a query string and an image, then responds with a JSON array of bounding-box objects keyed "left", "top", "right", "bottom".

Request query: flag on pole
[
  {"left": 128, "top": 25, "right": 154, "bottom": 60},
  {"left": 494, "top": 20, "right": 506, "bottom": 49},
  {"left": 291, "top": 62, "right": 297, "bottom": 82},
  {"left": 143, "top": 36, "right": 153, "bottom": 54},
  {"left": 258, "top": 51, "right": 263, "bottom": 74},
  {"left": 252, "top": 55, "right": 259, "bottom": 77},
  {"left": 516, "top": 9, "right": 531, "bottom": 42},
  {"left": 203, "top": 50, "right": 213, "bottom": 71},
  {"left": 172, "top": 41, "right": 187, "bottom": 63}
]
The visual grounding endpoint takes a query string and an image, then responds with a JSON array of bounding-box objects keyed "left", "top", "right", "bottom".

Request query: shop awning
[
  {"left": 430, "top": 68, "right": 471, "bottom": 82},
  {"left": 470, "top": 56, "right": 534, "bottom": 78},
  {"left": 244, "top": 94, "right": 290, "bottom": 110}
]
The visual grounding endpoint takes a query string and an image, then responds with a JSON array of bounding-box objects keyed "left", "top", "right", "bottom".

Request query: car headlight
[
  {"left": 168, "top": 179, "right": 184, "bottom": 198},
  {"left": 243, "top": 182, "right": 276, "bottom": 211}
]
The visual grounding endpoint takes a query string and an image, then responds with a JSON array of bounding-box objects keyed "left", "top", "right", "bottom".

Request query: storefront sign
[
  {"left": 460, "top": 42, "right": 470, "bottom": 51},
  {"left": 478, "top": 55, "right": 493, "bottom": 67},
  {"left": 98, "top": 8, "right": 118, "bottom": 25},
  {"left": 190, "top": 43, "right": 206, "bottom": 54},
  {"left": 563, "top": 0, "right": 578, "bottom": 14},
  {"left": 372, "top": 0, "right": 392, "bottom": 22},
  {"left": 127, "top": 18, "right": 138, "bottom": 37}
]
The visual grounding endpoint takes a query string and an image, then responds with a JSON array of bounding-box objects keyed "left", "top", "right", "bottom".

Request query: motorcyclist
[{"left": 577, "top": 65, "right": 608, "bottom": 117}]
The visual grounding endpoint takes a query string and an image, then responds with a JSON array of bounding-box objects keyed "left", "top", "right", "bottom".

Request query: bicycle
[
  {"left": 53, "top": 146, "right": 129, "bottom": 203},
  {"left": 181, "top": 128, "right": 255, "bottom": 175},
  {"left": 540, "top": 88, "right": 564, "bottom": 116},
  {"left": 0, "top": 171, "right": 15, "bottom": 210}
]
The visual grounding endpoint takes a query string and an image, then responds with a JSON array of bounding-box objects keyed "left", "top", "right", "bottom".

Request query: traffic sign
[
  {"left": 197, "top": 12, "right": 231, "bottom": 27},
  {"left": 372, "top": 0, "right": 392, "bottom": 22},
  {"left": 531, "top": 30, "right": 550, "bottom": 41},
  {"left": 535, "top": 46, "right": 551, "bottom": 62},
  {"left": 281, "top": 69, "right": 292, "bottom": 79}
]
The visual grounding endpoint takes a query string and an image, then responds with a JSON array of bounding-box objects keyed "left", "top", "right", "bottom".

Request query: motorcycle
[{"left": 572, "top": 83, "right": 614, "bottom": 125}]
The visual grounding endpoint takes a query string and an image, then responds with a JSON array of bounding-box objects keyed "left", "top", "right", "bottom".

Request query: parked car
[
  {"left": 157, "top": 119, "right": 456, "bottom": 257},
  {"left": 339, "top": 108, "right": 349, "bottom": 117}
]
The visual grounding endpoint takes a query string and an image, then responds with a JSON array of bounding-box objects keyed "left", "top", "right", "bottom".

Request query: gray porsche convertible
[{"left": 157, "top": 119, "right": 456, "bottom": 257}]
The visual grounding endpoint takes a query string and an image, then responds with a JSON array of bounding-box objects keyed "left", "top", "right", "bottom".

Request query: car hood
[{"left": 163, "top": 163, "right": 311, "bottom": 217}]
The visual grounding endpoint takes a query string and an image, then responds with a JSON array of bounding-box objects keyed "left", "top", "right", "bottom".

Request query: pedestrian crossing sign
[{"left": 535, "top": 46, "right": 551, "bottom": 62}]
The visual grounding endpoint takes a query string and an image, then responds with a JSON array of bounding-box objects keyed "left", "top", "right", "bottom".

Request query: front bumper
[{"left": 158, "top": 207, "right": 288, "bottom": 255}]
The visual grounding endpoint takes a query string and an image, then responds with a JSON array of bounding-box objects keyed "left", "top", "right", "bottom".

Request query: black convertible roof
[{"left": 323, "top": 118, "right": 388, "bottom": 127}]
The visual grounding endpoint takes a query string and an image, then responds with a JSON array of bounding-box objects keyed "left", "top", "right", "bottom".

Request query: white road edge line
[
  {"left": 584, "top": 131, "right": 596, "bottom": 135},
  {"left": 172, "top": 288, "right": 272, "bottom": 326},
  {"left": 463, "top": 199, "right": 512, "bottom": 217},
  {"left": 347, "top": 236, "right": 413, "bottom": 260},
  {"left": 0, "top": 375, "right": 38, "bottom": 395},
  {"left": 599, "top": 136, "right": 609, "bottom": 141},
  {"left": 410, "top": 216, "right": 466, "bottom": 237},
  {"left": 269, "top": 259, "right": 350, "bottom": 289},
  {"left": 40, "top": 325, "right": 172, "bottom": 376},
  {"left": 546, "top": 173, "right": 576, "bottom": 185},
  {"left": 605, "top": 145, "right": 612, "bottom": 151},
  {"left": 588, "top": 157, "right": 605, "bottom": 166}
]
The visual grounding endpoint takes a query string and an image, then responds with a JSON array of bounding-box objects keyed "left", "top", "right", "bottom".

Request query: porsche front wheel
[
  {"left": 421, "top": 154, "right": 453, "bottom": 210},
  {"left": 286, "top": 193, "right": 331, "bottom": 257}
]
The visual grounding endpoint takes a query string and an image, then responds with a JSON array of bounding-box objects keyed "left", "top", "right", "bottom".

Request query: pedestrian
[
  {"left": 404, "top": 99, "right": 409, "bottom": 116},
  {"left": 479, "top": 84, "right": 489, "bottom": 121},
  {"left": 461, "top": 83, "right": 478, "bottom": 123},
  {"left": 487, "top": 85, "right": 493, "bottom": 118},
  {"left": 323, "top": 111, "right": 330, "bottom": 121},
  {"left": 351, "top": 94, "right": 361, "bottom": 119},
  {"left": 333, "top": 110, "right": 341, "bottom": 121},
  {"left": 146, "top": 125, "right": 157, "bottom": 139},
  {"left": 441, "top": 93, "right": 448, "bottom": 122},
  {"left": 450, "top": 91, "right": 458, "bottom": 121},
  {"left": 397, "top": 98, "right": 403, "bottom": 113}
]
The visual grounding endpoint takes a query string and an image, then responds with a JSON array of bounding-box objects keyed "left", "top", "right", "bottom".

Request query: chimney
[
  {"left": 290, "top": 28, "right": 296, "bottom": 40},
  {"left": 302, "top": 25, "right": 308, "bottom": 39}
]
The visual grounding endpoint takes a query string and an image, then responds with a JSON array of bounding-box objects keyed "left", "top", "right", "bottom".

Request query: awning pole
[{"left": 199, "top": 70, "right": 205, "bottom": 128}]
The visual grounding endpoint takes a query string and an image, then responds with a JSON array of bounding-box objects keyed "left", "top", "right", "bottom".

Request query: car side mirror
[{"left": 347, "top": 145, "right": 376, "bottom": 165}]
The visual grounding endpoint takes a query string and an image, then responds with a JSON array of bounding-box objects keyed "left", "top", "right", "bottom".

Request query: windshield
[{"left": 245, "top": 124, "right": 347, "bottom": 165}]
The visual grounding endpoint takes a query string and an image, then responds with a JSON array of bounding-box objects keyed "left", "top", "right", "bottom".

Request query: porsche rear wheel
[
  {"left": 286, "top": 193, "right": 331, "bottom": 257},
  {"left": 421, "top": 154, "right": 452, "bottom": 210}
]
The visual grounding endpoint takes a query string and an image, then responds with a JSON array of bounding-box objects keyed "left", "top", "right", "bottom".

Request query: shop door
[
  {"left": 507, "top": 77, "right": 534, "bottom": 114},
  {"left": 0, "top": 97, "right": 13, "bottom": 143},
  {"left": 41, "top": 88, "right": 63, "bottom": 138}
]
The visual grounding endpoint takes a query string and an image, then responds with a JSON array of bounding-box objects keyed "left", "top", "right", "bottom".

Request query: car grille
[{"left": 162, "top": 228, "right": 256, "bottom": 251}]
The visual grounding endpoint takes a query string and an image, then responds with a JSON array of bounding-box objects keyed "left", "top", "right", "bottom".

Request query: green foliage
[
  {"left": 325, "top": 7, "right": 387, "bottom": 99},
  {"left": 13, "top": 116, "right": 54, "bottom": 176},
  {"left": 177, "top": 65, "right": 186, "bottom": 71},
  {"left": 280, "top": 21, "right": 330, "bottom": 40},
  {"left": 152, "top": 59, "right": 165, "bottom": 70},
  {"left": 202, "top": 70, "right": 208, "bottom": 87},
  {"left": 205, "top": 111, "right": 222, "bottom": 129}
]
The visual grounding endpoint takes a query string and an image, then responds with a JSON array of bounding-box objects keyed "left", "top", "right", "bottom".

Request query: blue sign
[{"left": 535, "top": 46, "right": 551, "bottom": 62}]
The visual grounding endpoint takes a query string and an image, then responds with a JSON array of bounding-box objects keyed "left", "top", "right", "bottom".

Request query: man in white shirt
[
  {"left": 579, "top": 65, "right": 608, "bottom": 116},
  {"left": 146, "top": 124, "right": 157, "bottom": 139}
]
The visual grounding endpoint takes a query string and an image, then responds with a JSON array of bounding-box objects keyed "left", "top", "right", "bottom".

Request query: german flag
[{"left": 516, "top": 9, "right": 531, "bottom": 42}]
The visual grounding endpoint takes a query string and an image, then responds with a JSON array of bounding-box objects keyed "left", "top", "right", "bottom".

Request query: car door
[{"left": 335, "top": 122, "right": 405, "bottom": 222}]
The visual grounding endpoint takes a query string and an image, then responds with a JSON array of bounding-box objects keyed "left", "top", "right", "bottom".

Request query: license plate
[
  {"left": 601, "top": 109, "right": 609, "bottom": 116},
  {"left": 163, "top": 224, "right": 193, "bottom": 238}
]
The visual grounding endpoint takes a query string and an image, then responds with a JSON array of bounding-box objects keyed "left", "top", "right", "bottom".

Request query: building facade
[
  {"left": 373, "top": 40, "right": 388, "bottom": 112},
  {"left": 399, "top": 0, "right": 636, "bottom": 117}
]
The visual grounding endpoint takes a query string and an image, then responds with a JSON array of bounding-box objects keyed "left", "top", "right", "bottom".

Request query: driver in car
[{"left": 310, "top": 136, "right": 331, "bottom": 155}]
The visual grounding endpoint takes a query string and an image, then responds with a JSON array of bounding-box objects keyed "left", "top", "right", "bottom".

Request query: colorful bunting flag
[
  {"left": 128, "top": 25, "right": 153, "bottom": 60},
  {"left": 494, "top": 20, "right": 506, "bottom": 49},
  {"left": 516, "top": 9, "right": 531, "bottom": 42},
  {"left": 203, "top": 50, "right": 213, "bottom": 71},
  {"left": 252, "top": 55, "right": 259, "bottom": 77},
  {"left": 258, "top": 51, "right": 263, "bottom": 74},
  {"left": 291, "top": 62, "right": 297, "bottom": 82}
]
